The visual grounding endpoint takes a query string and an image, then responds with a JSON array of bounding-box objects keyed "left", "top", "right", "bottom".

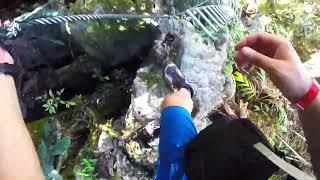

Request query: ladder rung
[
  {"left": 186, "top": 9, "right": 214, "bottom": 39},
  {"left": 209, "top": 6, "right": 228, "bottom": 23},
  {"left": 202, "top": 7, "right": 223, "bottom": 27},
  {"left": 196, "top": 9, "right": 218, "bottom": 32}
]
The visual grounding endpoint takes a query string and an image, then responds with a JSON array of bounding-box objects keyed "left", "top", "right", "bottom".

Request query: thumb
[{"left": 239, "top": 47, "right": 275, "bottom": 71}]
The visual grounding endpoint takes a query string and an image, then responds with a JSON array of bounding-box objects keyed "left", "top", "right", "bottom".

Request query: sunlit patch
[
  {"left": 86, "top": 26, "right": 94, "bottom": 33},
  {"left": 140, "top": 4, "right": 146, "bottom": 11},
  {"left": 65, "top": 22, "right": 72, "bottom": 35},
  {"left": 119, "top": 25, "right": 127, "bottom": 31}
]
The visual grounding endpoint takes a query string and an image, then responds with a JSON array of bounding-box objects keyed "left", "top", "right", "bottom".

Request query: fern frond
[{"left": 233, "top": 71, "right": 256, "bottom": 101}]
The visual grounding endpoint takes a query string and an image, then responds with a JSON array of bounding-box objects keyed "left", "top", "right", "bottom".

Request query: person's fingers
[
  {"left": 235, "top": 32, "right": 283, "bottom": 51},
  {"left": 236, "top": 47, "right": 276, "bottom": 71},
  {"left": 0, "top": 46, "right": 14, "bottom": 64}
]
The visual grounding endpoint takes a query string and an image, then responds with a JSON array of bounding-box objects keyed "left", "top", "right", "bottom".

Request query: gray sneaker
[{"left": 164, "top": 63, "right": 195, "bottom": 98}]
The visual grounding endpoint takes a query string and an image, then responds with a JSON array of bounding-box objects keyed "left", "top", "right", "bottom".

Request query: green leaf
[
  {"left": 104, "top": 76, "right": 110, "bottom": 81},
  {"left": 224, "top": 63, "right": 234, "bottom": 75},
  {"left": 51, "top": 137, "right": 71, "bottom": 155},
  {"left": 233, "top": 71, "right": 256, "bottom": 101},
  {"left": 86, "top": 26, "right": 94, "bottom": 33},
  {"left": 49, "top": 107, "right": 56, "bottom": 115},
  {"left": 68, "top": 101, "right": 76, "bottom": 106},
  {"left": 279, "top": 125, "right": 288, "bottom": 133},
  {"left": 253, "top": 105, "right": 261, "bottom": 112},
  {"left": 47, "top": 99, "right": 53, "bottom": 105},
  {"left": 256, "top": 68, "right": 267, "bottom": 83},
  {"left": 43, "top": 163, "right": 55, "bottom": 179},
  {"left": 65, "top": 22, "right": 72, "bottom": 35},
  {"left": 42, "top": 123, "right": 51, "bottom": 140},
  {"left": 57, "top": 89, "right": 64, "bottom": 96},
  {"left": 49, "top": 89, "right": 54, "bottom": 98},
  {"left": 37, "top": 140, "right": 48, "bottom": 160}
]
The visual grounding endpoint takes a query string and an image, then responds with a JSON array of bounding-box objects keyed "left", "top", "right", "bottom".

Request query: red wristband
[{"left": 295, "top": 80, "right": 320, "bottom": 110}]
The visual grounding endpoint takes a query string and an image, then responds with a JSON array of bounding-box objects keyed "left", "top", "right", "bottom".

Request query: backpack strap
[{"left": 254, "top": 142, "right": 315, "bottom": 180}]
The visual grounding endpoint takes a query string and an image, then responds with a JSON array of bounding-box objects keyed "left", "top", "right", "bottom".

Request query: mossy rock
[
  {"left": 138, "top": 71, "right": 162, "bottom": 90},
  {"left": 27, "top": 118, "right": 49, "bottom": 145}
]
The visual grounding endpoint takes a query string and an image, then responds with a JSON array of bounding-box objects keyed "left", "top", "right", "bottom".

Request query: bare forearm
[
  {"left": 0, "top": 74, "right": 43, "bottom": 179},
  {"left": 235, "top": 33, "right": 320, "bottom": 178},
  {"left": 299, "top": 94, "right": 320, "bottom": 178}
]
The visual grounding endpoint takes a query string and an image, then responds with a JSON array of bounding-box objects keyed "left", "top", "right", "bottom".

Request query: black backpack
[{"left": 184, "top": 113, "right": 278, "bottom": 180}]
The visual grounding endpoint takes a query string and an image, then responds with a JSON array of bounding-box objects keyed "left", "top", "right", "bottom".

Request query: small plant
[
  {"left": 75, "top": 147, "right": 97, "bottom": 179},
  {"left": 77, "top": 158, "right": 97, "bottom": 178},
  {"left": 92, "top": 68, "right": 110, "bottom": 82},
  {"left": 37, "top": 121, "right": 71, "bottom": 180},
  {"left": 233, "top": 71, "right": 257, "bottom": 101},
  {"left": 224, "top": 22, "right": 249, "bottom": 75},
  {"left": 37, "top": 89, "right": 76, "bottom": 115},
  {"left": 253, "top": 98, "right": 288, "bottom": 131}
]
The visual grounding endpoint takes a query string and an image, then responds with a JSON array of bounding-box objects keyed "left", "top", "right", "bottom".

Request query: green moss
[
  {"left": 27, "top": 118, "right": 50, "bottom": 145},
  {"left": 138, "top": 71, "right": 162, "bottom": 90}
]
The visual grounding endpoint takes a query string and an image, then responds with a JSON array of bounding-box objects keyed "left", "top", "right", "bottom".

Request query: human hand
[
  {"left": 235, "top": 32, "right": 312, "bottom": 102},
  {"left": 0, "top": 46, "right": 14, "bottom": 64}
]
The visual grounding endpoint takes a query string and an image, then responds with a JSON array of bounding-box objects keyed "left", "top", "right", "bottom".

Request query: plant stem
[
  {"left": 275, "top": 133, "right": 310, "bottom": 166},
  {"left": 289, "top": 128, "right": 306, "bottom": 142}
]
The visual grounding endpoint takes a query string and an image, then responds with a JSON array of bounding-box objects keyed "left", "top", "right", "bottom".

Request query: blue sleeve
[{"left": 156, "top": 106, "right": 197, "bottom": 180}]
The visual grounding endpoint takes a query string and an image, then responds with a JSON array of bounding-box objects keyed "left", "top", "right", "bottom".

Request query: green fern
[
  {"left": 253, "top": 98, "right": 288, "bottom": 132},
  {"left": 233, "top": 71, "right": 256, "bottom": 101}
]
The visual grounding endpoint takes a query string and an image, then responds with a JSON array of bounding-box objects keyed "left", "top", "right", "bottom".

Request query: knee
[{"left": 161, "top": 90, "right": 193, "bottom": 113}]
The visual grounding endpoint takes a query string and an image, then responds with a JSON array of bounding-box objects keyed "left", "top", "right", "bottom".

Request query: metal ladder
[{"left": 1, "top": 0, "right": 241, "bottom": 39}]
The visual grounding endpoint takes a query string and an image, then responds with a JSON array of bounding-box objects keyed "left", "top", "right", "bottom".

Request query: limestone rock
[
  {"left": 96, "top": 133, "right": 152, "bottom": 179},
  {"left": 129, "top": 18, "right": 231, "bottom": 132},
  {"left": 181, "top": 31, "right": 229, "bottom": 130},
  {"left": 96, "top": 19, "right": 233, "bottom": 179},
  {"left": 130, "top": 65, "right": 170, "bottom": 122}
]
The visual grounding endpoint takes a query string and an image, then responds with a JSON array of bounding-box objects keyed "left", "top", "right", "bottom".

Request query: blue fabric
[{"left": 156, "top": 106, "right": 197, "bottom": 180}]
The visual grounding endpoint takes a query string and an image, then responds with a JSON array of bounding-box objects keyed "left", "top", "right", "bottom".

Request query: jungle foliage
[
  {"left": 37, "top": 121, "right": 71, "bottom": 180},
  {"left": 225, "top": 1, "right": 314, "bottom": 175},
  {"left": 35, "top": 89, "right": 80, "bottom": 179},
  {"left": 36, "top": 89, "right": 76, "bottom": 115},
  {"left": 259, "top": 0, "right": 320, "bottom": 62},
  {"left": 226, "top": 21, "right": 294, "bottom": 161}
]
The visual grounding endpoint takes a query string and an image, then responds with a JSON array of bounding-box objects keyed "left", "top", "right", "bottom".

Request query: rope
[{"left": 23, "top": 14, "right": 173, "bottom": 26}]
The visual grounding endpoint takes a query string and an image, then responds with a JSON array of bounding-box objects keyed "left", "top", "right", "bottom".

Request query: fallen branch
[{"left": 289, "top": 127, "right": 306, "bottom": 141}]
